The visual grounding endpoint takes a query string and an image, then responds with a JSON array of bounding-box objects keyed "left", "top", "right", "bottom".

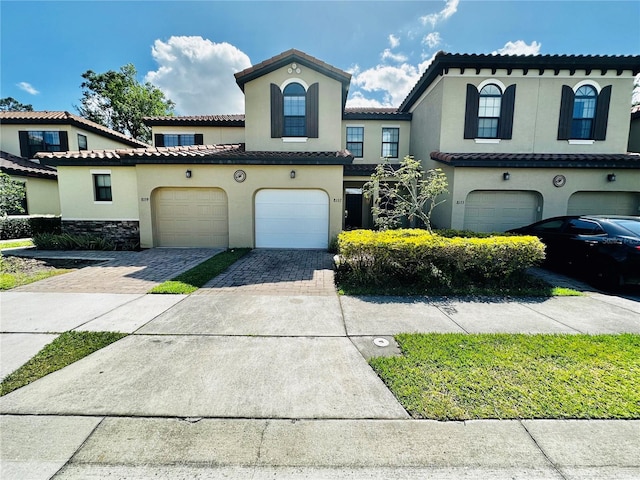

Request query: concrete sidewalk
[{"left": 1, "top": 249, "right": 639, "bottom": 479}]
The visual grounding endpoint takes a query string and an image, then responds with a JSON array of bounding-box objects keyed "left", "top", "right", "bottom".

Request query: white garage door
[
  {"left": 464, "top": 190, "right": 541, "bottom": 232},
  {"left": 568, "top": 192, "right": 640, "bottom": 216},
  {"left": 154, "top": 188, "right": 228, "bottom": 248},
  {"left": 255, "top": 189, "right": 329, "bottom": 248}
]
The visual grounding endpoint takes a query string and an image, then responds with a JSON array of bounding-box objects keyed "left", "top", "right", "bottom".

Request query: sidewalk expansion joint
[
  {"left": 519, "top": 303, "right": 583, "bottom": 334},
  {"left": 520, "top": 420, "right": 569, "bottom": 480}
]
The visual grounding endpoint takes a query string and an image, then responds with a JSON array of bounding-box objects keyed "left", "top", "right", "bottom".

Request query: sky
[{"left": 1, "top": 0, "right": 639, "bottom": 115}]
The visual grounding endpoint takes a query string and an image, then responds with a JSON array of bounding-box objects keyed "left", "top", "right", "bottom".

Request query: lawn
[
  {"left": 0, "top": 255, "right": 72, "bottom": 290},
  {"left": 370, "top": 333, "right": 640, "bottom": 420},
  {"left": 0, "top": 331, "right": 127, "bottom": 396},
  {"left": 149, "top": 248, "right": 251, "bottom": 294}
]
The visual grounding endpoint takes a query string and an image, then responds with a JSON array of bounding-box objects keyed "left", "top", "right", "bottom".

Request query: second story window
[
  {"left": 78, "top": 134, "right": 88, "bottom": 151},
  {"left": 283, "top": 83, "right": 306, "bottom": 137},
  {"left": 154, "top": 133, "right": 203, "bottom": 147},
  {"left": 19, "top": 130, "right": 69, "bottom": 158},
  {"left": 571, "top": 86, "right": 597, "bottom": 139},
  {"left": 477, "top": 84, "right": 502, "bottom": 138},
  {"left": 381, "top": 127, "right": 399, "bottom": 158},
  {"left": 346, "top": 127, "right": 364, "bottom": 157}
]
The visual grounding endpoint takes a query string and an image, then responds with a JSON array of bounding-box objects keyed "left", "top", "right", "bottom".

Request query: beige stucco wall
[
  {"left": 1, "top": 124, "right": 143, "bottom": 158},
  {"left": 8, "top": 175, "right": 61, "bottom": 216},
  {"left": 341, "top": 120, "right": 411, "bottom": 165},
  {"left": 57, "top": 166, "right": 139, "bottom": 220},
  {"left": 151, "top": 125, "right": 245, "bottom": 145},
  {"left": 409, "top": 77, "right": 444, "bottom": 165},
  {"left": 436, "top": 166, "right": 640, "bottom": 230},
  {"left": 432, "top": 70, "right": 633, "bottom": 155},
  {"left": 244, "top": 66, "right": 344, "bottom": 152},
  {"left": 135, "top": 163, "right": 344, "bottom": 248}
]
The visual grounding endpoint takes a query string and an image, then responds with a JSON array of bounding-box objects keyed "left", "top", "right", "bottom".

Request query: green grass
[
  {"left": 149, "top": 248, "right": 250, "bottom": 294},
  {"left": 0, "top": 240, "right": 34, "bottom": 250},
  {"left": 370, "top": 333, "right": 640, "bottom": 420},
  {"left": 0, "top": 269, "right": 71, "bottom": 290},
  {"left": 337, "top": 273, "right": 583, "bottom": 297},
  {"left": 0, "top": 331, "right": 127, "bottom": 396}
]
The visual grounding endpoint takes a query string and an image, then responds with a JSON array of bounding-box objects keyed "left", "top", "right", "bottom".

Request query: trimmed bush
[
  {"left": 0, "top": 216, "right": 62, "bottom": 240},
  {"left": 33, "top": 233, "right": 115, "bottom": 251},
  {"left": 336, "top": 229, "right": 545, "bottom": 290}
]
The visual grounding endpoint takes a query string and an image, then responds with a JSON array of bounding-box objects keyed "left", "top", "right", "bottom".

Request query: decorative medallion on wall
[
  {"left": 552, "top": 175, "right": 566, "bottom": 188},
  {"left": 234, "top": 169, "right": 246, "bottom": 183},
  {"left": 287, "top": 63, "right": 301, "bottom": 74}
]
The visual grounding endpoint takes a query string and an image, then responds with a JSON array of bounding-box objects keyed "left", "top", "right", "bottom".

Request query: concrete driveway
[{"left": 1, "top": 248, "right": 639, "bottom": 479}]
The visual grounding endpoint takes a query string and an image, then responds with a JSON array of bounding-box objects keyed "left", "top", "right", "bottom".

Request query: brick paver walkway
[
  {"left": 196, "top": 249, "right": 336, "bottom": 296},
  {"left": 8, "top": 248, "right": 222, "bottom": 294}
]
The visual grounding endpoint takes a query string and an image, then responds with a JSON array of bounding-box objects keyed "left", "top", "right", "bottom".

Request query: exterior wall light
[
  {"left": 290, "top": 170, "right": 296, "bottom": 179},
  {"left": 503, "top": 172, "right": 510, "bottom": 181},
  {"left": 185, "top": 170, "right": 192, "bottom": 178},
  {"left": 607, "top": 173, "right": 616, "bottom": 182}
]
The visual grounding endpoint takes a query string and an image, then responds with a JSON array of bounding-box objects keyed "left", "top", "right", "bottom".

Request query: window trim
[
  {"left": 346, "top": 125, "right": 365, "bottom": 158},
  {"left": 557, "top": 82, "right": 611, "bottom": 141},
  {"left": 463, "top": 82, "right": 516, "bottom": 140},
  {"left": 19, "top": 130, "right": 69, "bottom": 158},
  {"left": 381, "top": 126, "right": 399, "bottom": 159},
  {"left": 477, "top": 83, "right": 502, "bottom": 139},
  {"left": 282, "top": 82, "right": 307, "bottom": 137},
  {"left": 77, "top": 133, "right": 88, "bottom": 151},
  {"left": 91, "top": 170, "right": 112, "bottom": 203}
]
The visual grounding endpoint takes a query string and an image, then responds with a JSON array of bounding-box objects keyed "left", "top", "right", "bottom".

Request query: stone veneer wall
[{"left": 62, "top": 220, "right": 140, "bottom": 250}]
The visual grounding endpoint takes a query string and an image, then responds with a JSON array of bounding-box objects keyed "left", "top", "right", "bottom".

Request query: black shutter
[
  {"left": 19, "top": 131, "right": 30, "bottom": 157},
  {"left": 593, "top": 85, "right": 611, "bottom": 141},
  {"left": 194, "top": 133, "right": 204, "bottom": 145},
  {"left": 154, "top": 134, "right": 165, "bottom": 147},
  {"left": 270, "top": 83, "right": 283, "bottom": 138},
  {"left": 498, "top": 84, "right": 516, "bottom": 139},
  {"left": 463, "top": 84, "right": 479, "bottom": 139},
  {"left": 58, "top": 131, "right": 69, "bottom": 151},
  {"left": 557, "top": 85, "right": 574, "bottom": 140},
  {"left": 306, "top": 83, "right": 319, "bottom": 138}
]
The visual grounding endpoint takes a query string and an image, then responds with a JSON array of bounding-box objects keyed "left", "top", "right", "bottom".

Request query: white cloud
[
  {"left": 420, "top": 0, "right": 459, "bottom": 28},
  {"left": 17, "top": 82, "right": 39, "bottom": 95},
  {"left": 423, "top": 32, "right": 442, "bottom": 49},
  {"left": 388, "top": 34, "right": 400, "bottom": 49},
  {"left": 352, "top": 63, "right": 422, "bottom": 106},
  {"left": 345, "top": 91, "right": 391, "bottom": 109},
  {"left": 633, "top": 74, "right": 640, "bottom": 106},
  {"left": 418, "top": 52, "right": 439, "bottom": 75},
  {"left": 493, "top": 40, "right": 542, "bottom": 56},
  {"left": 381, "top": 49, "right": 408, "bottom": 63},
  {"left": 145, "top": 36, "right": 252, "bottom": 115}
]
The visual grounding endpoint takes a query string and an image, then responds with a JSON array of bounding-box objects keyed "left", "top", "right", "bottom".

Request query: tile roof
[
  {"left": 36, "top": 143, "right": 354, "bottom": 167},
  {"left": 0, "top": 111, "right": 150, "bottom": 148},
  {"left": 143, "top": 115, "right": 245, "bottom": 127},
  {"left": 430, "top": 151, "right": 640, "bottom": 168},
  {"left": 344, "top": 163, "right": 399, "bottom": 176},
  {"left": 234, "top": 49, "right": 351, "bottom": 91},
  {"left": 0, "top": 151, "right": 57, "bottom": 179},
  {"left": 343, "top": 108, "right": 412, "bottom": 120},
  {"left": 400, "top": 52, "right": 640, "bottom": 112}
]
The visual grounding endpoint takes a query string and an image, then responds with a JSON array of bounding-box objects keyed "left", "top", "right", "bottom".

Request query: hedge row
[
  {"left": 32, "top": 233, "right": 115, "bottom": 251},
  {"left": 336, "top": 229, "right": 545, "bottom": 289},
  {"left": 0, "top": 216, "right": 62, "bottom": 240}
]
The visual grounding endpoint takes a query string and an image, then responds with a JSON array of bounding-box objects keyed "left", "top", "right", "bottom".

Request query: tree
[
  {"left": 363, "top": 155, "right": 448, "bottom": 233},
  {"left": 0, "top": 97, "right": 34, "bottom": 112},
  {"left": 0, "top": 173, "right": 26, "bottom": 217},
  {"left": 76, "top": 63, "right": 175, "bottom": 144}
]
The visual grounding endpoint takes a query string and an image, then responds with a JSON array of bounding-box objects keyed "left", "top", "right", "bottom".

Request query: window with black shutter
[
  {"left": 19, "top": 130, "right": 68, "bottom": 158},
  {"left": 463, "top": 83, "right": 516, "bottom": 140},
  {"left": 557, "top": 84, "right": 611, "bottom": 141},
  {"left": 270, "top": 82, "right": 319, "bottom": 139}
]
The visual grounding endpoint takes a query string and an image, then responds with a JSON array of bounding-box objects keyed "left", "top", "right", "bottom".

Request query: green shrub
[
  {"left": 33, "top": 233, "right": 115, "bottom": 251},
  {"left": 336, "top": 228, "right": 545, "bottom": 290},
  {"left": 0, "top": 216, "right": 62, "bottom": 240}
]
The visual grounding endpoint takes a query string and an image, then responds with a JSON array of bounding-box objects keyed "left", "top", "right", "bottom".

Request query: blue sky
[{"left": 1, "top": 0, "right": 639, "bottom": 115}]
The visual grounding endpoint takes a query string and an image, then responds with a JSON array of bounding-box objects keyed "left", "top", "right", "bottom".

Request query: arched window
[
  {"left": 571, "top": 85, "right": 597, "bottom": 139},
  {"left": 283, "top": 82, "right": 306, "bottom": 137},
  {"left": 477, "top": 84, "right": 502, "bottom": 138}
]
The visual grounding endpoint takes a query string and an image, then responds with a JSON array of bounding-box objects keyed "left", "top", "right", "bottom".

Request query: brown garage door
[{"left": 153, "top": 188, "right": 228, "bottom": 247}]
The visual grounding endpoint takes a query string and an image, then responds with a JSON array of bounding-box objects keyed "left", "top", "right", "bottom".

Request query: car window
[
  {"left": 611, "top": 219, "right": 640, "bottom": 236},
  {"left": 566, "top": 219, "right": 605, "bottom": 235},
  {"left": 531, "top": 219, "right": 564, "bottom": 232}
]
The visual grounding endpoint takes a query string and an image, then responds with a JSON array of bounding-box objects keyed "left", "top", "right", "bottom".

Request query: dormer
[{"left": 235, "top": 49, "right": 351, "bottom": 152}]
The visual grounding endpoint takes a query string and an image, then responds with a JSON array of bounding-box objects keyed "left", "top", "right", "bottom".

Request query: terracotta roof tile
[
  {"left": 0, "top": 151, "right": 57, "bottom": 179},
  {"left": 343, "top": 108, "right": 412, "bottom": 120},
  {"left": 0, "top": 111, "right": 150, "bottom": 148},
  {"left": 143, "top": 115, "right": 245, "bottom": 126},
  {"left": 430, "top": 151, "right": 640, "bottom": 168}
]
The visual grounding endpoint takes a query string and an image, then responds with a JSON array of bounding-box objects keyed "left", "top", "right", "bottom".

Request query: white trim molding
[
  {"left": 475, "top": 138, "right": 501, "bottom": 144},
  {"left": 568, "top": 139, "right": 595, "bottom": 145},
  {"left": 282, "top": 137, "right": 308, "bottom": 143}
]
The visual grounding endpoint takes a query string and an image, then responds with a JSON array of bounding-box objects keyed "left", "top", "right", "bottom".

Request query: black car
[{"left": 508, "top": 215, "right": 640, "bottom": 289}]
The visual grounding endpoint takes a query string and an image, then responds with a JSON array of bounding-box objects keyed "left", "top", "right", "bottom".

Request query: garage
[
  {"left": 153, "top": 188, "right": 229, "bottom": 248},
  {"left": 255, "top": 189, "right": 329, "bottom": 248},
  {"left": 463, "top": 190, "right": 541, "bottom": 232},
  {"left": 568, "top": 191, "right": 640, "bottom": 216}
]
